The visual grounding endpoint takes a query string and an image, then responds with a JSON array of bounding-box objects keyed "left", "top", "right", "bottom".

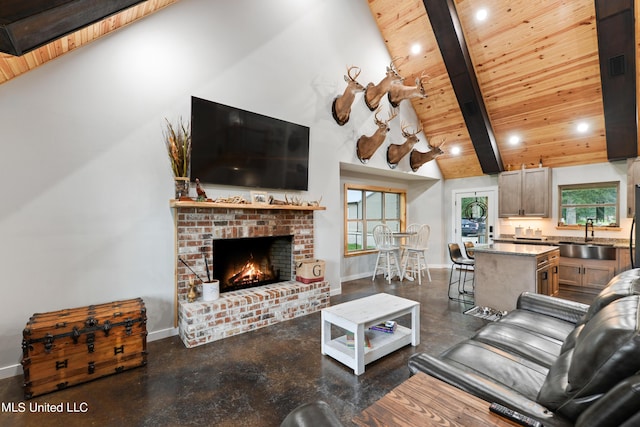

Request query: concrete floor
[{"left": 0, "top": 268, "right": 592, "bottom": 427}]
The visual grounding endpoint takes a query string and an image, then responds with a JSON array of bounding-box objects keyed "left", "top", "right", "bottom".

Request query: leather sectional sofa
[{"left": 408, "top": 269, "right": 640, "bottom": 427}]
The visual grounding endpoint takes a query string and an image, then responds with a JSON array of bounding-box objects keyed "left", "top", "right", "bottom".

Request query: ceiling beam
[
  {"left": 0, "top": 0, "right": 147, "bottom": 56},
  {"left": 595, "top": 0, "right": 637, "bottom": 160},
  {"left": 422, "top": 0, "right": 503, "bottom": 175}
]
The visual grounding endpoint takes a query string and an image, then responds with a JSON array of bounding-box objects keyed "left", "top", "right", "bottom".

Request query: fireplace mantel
[{"left": 170, "top": 199, "right": 325, "bottom": 211}]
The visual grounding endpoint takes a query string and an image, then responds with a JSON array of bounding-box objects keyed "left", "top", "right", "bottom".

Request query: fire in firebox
[
  {"left": 228, "top": 256, "right": 277, "bottom": 287},
  {"left": 213, "top": 235, "right": 293, "bottom": 293}
]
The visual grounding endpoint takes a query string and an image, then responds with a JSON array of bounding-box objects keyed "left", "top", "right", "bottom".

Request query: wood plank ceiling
[
  {"left": 367, "top": 0, "right": 640, "bottom": 179},
  {"left": 0, "top": 0, "right": 638, "bottom": 180},
  {"left": 0, "top": 0, "right": 177, "bottom": 84}
]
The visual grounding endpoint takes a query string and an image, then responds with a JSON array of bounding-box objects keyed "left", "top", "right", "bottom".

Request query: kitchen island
[{"left": 474, "top": 243, "right": 560, "bottom": 312}]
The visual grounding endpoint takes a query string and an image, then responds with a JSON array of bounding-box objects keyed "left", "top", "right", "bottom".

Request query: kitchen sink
[
  {"left": 558, "top": 243, "right": 616, "bottom": 260},
  {"left": 557, "top": 241, "right": 614, "bottom": 247}
]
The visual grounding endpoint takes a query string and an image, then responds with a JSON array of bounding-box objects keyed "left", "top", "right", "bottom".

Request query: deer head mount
[
  {"left": 356, "top": 107, "right": 398, "bottom": 164},
  {"left": 409, "top": 137, "right": 447, "bottom": 172},
  {"left": 388, "top": 71, "right": 429, "bottom": 107},
  {"left": 364, "top": 61, "right": 402, "bottom": 111},
  {"left": 331, "top": 66, "right": 365, "bottom": 126},
  {"left": 387, "top": 121, "right": 423, "bottom": 169}
]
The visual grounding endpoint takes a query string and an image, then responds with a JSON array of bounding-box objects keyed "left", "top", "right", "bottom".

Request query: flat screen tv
[{"left": 190, "top": 96, "right": 310, "bottom": 191}]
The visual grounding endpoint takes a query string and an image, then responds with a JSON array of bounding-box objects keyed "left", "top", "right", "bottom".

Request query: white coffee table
[{"left": 321, "top": 293, "right": 420, "bottom": 375}]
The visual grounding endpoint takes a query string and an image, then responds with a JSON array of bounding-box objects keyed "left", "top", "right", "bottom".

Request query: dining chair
[
  {"left": 401, "top": 223, "right": 421, "bottom": 250},
  {"left": 372, "top": 224, "right": 400, "bottom": 284},
  {"left": 401, "top": 224, "right": 431, "bottom": 284},
  {"left": 447, "top": 243, "right": 475, "bottom": 304}
]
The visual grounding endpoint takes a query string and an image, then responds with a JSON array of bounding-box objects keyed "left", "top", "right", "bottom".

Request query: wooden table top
[
  {"left": 392, "top": 232, "right": 417, "bottom": 237},
  {"left": 353, "top": 372, "right": 520, "bottom": 427}
]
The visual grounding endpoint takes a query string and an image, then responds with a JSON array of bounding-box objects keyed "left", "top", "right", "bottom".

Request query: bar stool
[
  {"left": 463, "top": 241, "right": 475, "bottom": 259},
  {"left": 372, "top": 224, "right": 401, "bottom": 284},
  {"left": 401, "top": 224, "right": 431, "bottom": 285},
  {"left": 447, "top": 243, "right": 474, "bottom": 304}
]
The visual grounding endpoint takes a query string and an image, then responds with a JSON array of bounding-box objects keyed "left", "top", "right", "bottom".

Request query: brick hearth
[
  {"left": 179, "top": 280, "right": 329, "bottom": 348},
  {"left": 171, "top": 201, "right": 329, "bottom": 348}
]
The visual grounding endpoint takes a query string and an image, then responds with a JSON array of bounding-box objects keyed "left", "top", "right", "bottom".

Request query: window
[
  {"left": 558, "top": 181, "right": 619, "bottom": 227},
  {"left": 344, "top": 184, "right": 406, "bottom": 256}
]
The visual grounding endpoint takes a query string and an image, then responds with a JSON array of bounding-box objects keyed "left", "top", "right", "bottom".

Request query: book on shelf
[
  {"left": 370, "top": 320, "right": 397, "bottom": 334},
  {"left": 346, "top": 332, "right": 372, "bottom": 348}
]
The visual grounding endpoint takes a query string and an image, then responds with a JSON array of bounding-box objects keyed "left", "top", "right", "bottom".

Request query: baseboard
[
  {"left": 342, "top": 266, "right": 449, "bottom": 283},
  {"left": 0, "top": 327, "right": 179, "bottom": 380},
  {"left": 341, "top": 272, "right": 372, "bottom": 282},
  {"left": 149, "top": 326, "right": 179, "bottom": 341},
  {"left": 0, "top": 364, "right": 20, "bottom": 380}
]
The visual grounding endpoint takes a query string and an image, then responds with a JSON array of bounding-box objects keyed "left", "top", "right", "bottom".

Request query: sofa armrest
[
  {"left": 517, "top": 292, "right": 589, "bottom": 324},
  {"left": 408, "top": 353, "right": 573, "bottom": 427},
  {"left": 574, "top": 374, "right": 640, "bottom": 427}
]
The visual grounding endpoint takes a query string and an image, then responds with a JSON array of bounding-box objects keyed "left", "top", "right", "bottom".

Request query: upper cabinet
[
  {"left": 498, "top": 171, "right": 524, "bottom": 217},
  {"left": 498, "top": 167, "right": 551, "bottom": 217},
  {"left": 627, "top": 157, "right": 640, "bottom": 218}
]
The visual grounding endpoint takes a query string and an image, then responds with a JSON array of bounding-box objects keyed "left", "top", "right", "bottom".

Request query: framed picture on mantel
[{"left": 250, "top": 191, "right": 269, "bottom": 205}]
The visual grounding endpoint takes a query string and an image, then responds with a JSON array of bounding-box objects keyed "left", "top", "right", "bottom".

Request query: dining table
[{"left": 391, "top": 231, "right": 418, "bottom": 281}]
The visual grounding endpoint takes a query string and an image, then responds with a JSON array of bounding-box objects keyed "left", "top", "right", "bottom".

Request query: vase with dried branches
[{"left": 163, "top": 117, "right": 191, "bottom": 199}]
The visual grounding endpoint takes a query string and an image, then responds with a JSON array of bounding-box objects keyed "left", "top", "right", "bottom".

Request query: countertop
[
  {"left": 474, "top": 242, "right": 560, "bottom": 256},
  {"left": 493, "top": 237, "right": 630, "bottom": 249}
]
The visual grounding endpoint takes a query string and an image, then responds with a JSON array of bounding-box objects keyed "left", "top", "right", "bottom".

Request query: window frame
[
  {"left": 344, "top": 183, "right": 407, "bottom": 257},
  {"left": 557, "top": 181, "right": 620, "bottom": 229}
]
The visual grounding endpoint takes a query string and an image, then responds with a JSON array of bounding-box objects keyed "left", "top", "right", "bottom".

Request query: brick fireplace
[{"left": 171, "top": 201, "right": 329, "bottom": 348}]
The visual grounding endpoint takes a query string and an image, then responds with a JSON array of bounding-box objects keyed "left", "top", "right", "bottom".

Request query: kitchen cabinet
[
  {"left": 616, "top": 247, "right": 632, "bottom": 274},
  {"left": 537, "top": 251, "right": 559, "bottom": 297},
  {"left": 626, "top": 157, "right": 640, "bottom": 218},
  {"left": 559, "top": 258, "right": 616, "bottom": 294},
  {"left": 498, "top": 167, "right": 550, "bottom": 217}
]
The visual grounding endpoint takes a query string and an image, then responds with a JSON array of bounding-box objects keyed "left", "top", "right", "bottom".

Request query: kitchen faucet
[{"left": 585, "top": 218, "right": 595, "bottom": 242}]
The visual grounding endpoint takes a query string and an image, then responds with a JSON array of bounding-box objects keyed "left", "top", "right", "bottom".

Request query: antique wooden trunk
[{"left": 21, "top": 298, "right": 147, "bottom": 399}]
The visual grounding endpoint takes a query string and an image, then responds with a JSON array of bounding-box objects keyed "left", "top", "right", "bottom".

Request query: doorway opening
[{"left": 453, "top": 189, "right": 497, "bottom": 246}]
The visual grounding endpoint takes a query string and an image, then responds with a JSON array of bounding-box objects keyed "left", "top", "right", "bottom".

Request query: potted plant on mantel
[{"left": 163, "top": 117, "right": 191, "bottom": 200}]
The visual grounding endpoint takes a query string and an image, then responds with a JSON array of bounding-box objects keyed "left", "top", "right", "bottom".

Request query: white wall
[{"left": 0, "top": 0, "right": 441, "bottom": 377}]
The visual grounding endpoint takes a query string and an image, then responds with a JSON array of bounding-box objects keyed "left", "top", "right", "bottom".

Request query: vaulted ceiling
[
  {"left": 367, "top": 0, "right": 639, "bottom": 178},
  {"left": 1, "top": 0, "right": 638, "bottom": 180}
]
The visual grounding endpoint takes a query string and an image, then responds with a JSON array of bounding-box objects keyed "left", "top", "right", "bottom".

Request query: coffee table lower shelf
[{"left": 324, "top": 326, "right": 412, "bottom": 370}]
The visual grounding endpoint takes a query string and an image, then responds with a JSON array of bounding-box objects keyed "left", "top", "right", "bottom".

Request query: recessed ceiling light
[
  {"left": 451, "top": 146, "right": 461, "bottom": 155},
  {"left": 410, "top": 43, "right": 421, "bottom": 55},
  {"left": 508, "top": 135, "right": 520, "bottom": 145},
  {"left": 576, "top": 122, "right": 589, "bottom": 133},
  {"left": 476, "top": 8, "right": 488, "bottom": 21}
]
